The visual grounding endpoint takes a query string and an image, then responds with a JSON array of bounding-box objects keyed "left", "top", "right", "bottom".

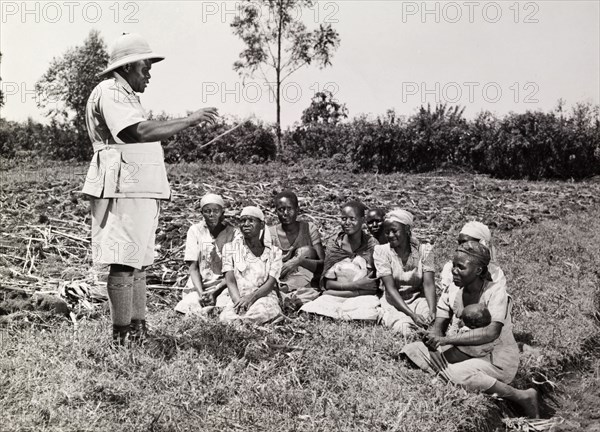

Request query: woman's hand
[
  {"left": 412, "top": 314, "right": 431, "bottom": 329},
  {"left": 199, "top": 290, "right": 215, "bottom": 305},
  {"left": 200, "top": 280, "right": 227, "bottom": 305},
  {"left": 281, "top": 248, "right": 296, "bottom": 263},
  {"left": 426, "top": 311, "right": 436, "bottom": 325},
  {"left": 234, "top": 293, "right": 256, "bottom": 315},
  {"left": 280, "top": 258, "right": 299, "bottom": 280},
  {"left": 424, "top": 332, "right": 446, "bottom": 351}
]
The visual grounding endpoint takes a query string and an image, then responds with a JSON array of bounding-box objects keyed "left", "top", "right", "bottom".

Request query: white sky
[{"left": 1, "top": 1, "right": 599, "bottom": 127}]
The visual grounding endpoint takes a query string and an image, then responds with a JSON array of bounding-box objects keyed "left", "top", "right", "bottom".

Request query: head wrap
[
  {"left": 456, "top": 241, "right": 491, "bottom": 266},
  {"left": 240, "top": 206, "right": 265, "bottom": 221},
  {"left": 384, "top": 208, "right": 414, "bottom": 227},
  {"left": 455, "top": 241, "right": 492, "bottom": 280},
  {"left": 460, "top": 221, "right": 496, "bottom": 261},
  {"left": 200, "top": 193, "right": 225, "bottom": 209},
  {"left": 460, "top": 221, "right": 490, "bottom": 243}
]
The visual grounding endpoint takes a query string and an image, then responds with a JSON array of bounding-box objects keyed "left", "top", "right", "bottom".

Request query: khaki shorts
[{"left": 90, "top": 198, "right": 160, "bottom": 269}]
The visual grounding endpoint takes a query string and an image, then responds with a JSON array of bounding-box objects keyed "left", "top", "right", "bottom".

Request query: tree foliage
[
  {"left": 35, "top": 30, "right": 108, "bottom": 135},
  {"left": 301, "top": 90, "right": 348, "bottom": 125},
  {"left": 231, "top": 0, "right": 341, "bottom": 150}
]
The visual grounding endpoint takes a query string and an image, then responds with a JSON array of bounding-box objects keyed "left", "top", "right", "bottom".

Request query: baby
[
  {"left": 442, "top": 303, "right": 496, "bottom": 363},
  {"left": 324, "top": 255, "right": 368, "bottom": 284}
]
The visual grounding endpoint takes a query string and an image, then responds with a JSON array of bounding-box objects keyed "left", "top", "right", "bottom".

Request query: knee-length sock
[
  {"left": 132, "top": 271, "right": 147, "bottom": 321},
  {"left": 107, "top": 275, "right": 133, "bottom": 326}
]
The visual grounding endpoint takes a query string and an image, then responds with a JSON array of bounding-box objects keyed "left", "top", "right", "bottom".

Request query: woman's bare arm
[
  {"left": 440, "top": 322, "right": 502, "bottom": 346},
  {"left": 225, "top": 271, "right": 240, "bottom": 304},
  {"left": 188, "top": 261, "right": 204, "bottom": 294}
]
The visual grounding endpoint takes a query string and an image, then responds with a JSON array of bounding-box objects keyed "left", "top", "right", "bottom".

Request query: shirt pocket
[{"left": 117, "top": 151, "right": 168, "bottom": 194}]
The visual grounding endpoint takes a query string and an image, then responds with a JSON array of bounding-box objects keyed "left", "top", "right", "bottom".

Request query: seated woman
[
  {"left": 366, "top": 208, "right": 387, "bottom": 244},
  {"left": 374, "top": 209, "right": 436, "bottom": 337},
  {"left": 219, "top": 206, "right": 283, "bottom": 325},
  {"left": 269, "top": 190, "right": 325, "bottom": 307},
  {"left": 175, "top": 193, "right": 238, "bottom": 315},
  {"left": 401, "top": 241, "right": 540, "bottom": 418},
  {"left": 440, "top": 221, "right": 505, "bottom": 292},
  {"left": 300, "top": 201, "right": 380, "bottom": 321}
]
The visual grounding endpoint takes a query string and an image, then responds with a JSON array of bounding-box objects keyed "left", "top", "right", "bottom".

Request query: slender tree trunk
[{"left": 276, "top": 0, "right": 283, "bottom": 154}]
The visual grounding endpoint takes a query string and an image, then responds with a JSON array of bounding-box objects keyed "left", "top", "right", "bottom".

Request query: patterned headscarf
[{"left": 456, "top": 241, "right": 492, "bottom": 281}]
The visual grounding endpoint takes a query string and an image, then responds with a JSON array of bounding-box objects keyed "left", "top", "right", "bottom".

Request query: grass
[
  {"left": 0, "top": 315, "right": 497, "bottom": 432},
  {"left": 1, "top": 160, "right": 599, "bottom": 431}
]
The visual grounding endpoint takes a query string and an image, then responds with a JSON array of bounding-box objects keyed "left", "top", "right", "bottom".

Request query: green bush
[
  {"left": 404, "top": 104, "right": 468, "bottom": 172},
  {"left": 45, "top": 120, "right": 91, "bottom": 161},
  {"left": 479, "top": 103, "right": 600, "bottom": 179},
  {"left": 2, "top": 102, "right": 599, "bottom": 179},
  {"left": 346, "top": 112, "right": 407, "bottom": 173},
  {"left": 284, "top": 105, "right": 470, "bottom": 174},
  {"left": 161, "top": 115, "right": 277, "bottom": 164},
  {"left": 0, "top": 118, "right": 89, "bottom": 161},
  {"left": 0, "top": 119, "right": 17, "bottom": 158},
  {"left": 283, "top": 102, "right": 600, "bottom": 179}
]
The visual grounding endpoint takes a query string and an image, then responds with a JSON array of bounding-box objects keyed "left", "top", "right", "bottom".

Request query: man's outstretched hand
[{"left": 188, "top": 107, "right": 219, "bottom": 126}]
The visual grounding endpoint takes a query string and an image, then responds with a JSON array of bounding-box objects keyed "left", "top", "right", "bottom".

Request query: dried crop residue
[{"left": 2, "top": 160, "right": 600, "bottom": 432}]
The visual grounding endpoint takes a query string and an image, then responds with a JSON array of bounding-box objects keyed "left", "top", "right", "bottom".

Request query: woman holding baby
[
  {"left": 300, "top": 201, "right": 381, "bottom": 320},
  {"left": 402, "top": 240, "right": 540, "bottom": 418}
]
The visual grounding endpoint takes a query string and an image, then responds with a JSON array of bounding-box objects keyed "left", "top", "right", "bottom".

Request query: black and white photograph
[{"left": 1, "top": 1, "right": 599, "bottom": 430}]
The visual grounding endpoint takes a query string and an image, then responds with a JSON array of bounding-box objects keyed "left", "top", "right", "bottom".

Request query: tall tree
[
  {"left": 35, "top": 30, "right": 108, "bottom": 136},
  {"left": 231, "top": 0, "right": 340, "bottom": 151}
]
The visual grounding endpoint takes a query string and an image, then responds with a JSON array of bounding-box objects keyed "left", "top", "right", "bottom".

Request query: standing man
[{"left": 81, "top": 33, "right": 218, "bottom": 345}]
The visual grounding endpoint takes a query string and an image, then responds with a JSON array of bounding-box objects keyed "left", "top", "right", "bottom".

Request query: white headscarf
[
  {"left": 240, "top": 206, "right": 264, "bottom": 221},
  {"left": 200, "top": 193, "right": 225, "bottom": 209},
  {"left": 384, "top": 208, "right": 414, "bottom": 227},
  {"left": 240, "top": 206, "right": 271, "bottom": 246},
  {"left": 460, "top": 221, "right": 496, "bottom": 261}
]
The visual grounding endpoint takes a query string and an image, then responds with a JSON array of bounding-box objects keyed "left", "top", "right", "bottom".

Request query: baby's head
[{"left": 462, "top": 304, "right": 492, "bottom": 329}]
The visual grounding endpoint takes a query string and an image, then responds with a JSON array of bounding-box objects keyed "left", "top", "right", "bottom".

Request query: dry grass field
[{"left": 1, "top": 160, "right": 599, "bottom": 431}]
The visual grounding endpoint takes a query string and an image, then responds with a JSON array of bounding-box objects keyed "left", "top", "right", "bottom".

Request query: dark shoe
[
  {"left": 112, "top": 324, "right": 131, "bottom": 346},
  {"left": 130, "top": 319, "right": 148, "bottom": 345}
]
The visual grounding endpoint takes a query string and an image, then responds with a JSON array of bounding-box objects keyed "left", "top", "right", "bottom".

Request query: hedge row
[
  {"left": 2, "top": 103, "right": 598, "bottom": 180},
  {"left": 282, "top": 103, "right": 600, "bottom": 179}
]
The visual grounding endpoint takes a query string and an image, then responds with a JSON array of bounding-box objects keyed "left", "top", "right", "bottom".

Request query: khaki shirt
[{"left": 81, "top": 73, "right": 170, "bottom": 199}]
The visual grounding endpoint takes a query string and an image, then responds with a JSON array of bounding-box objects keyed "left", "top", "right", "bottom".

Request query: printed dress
[{"left": 219, "top": 236, "right": 283, "bottom": 325}]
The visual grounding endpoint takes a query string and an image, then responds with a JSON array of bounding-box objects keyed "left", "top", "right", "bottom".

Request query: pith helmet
[{"left": 98, "top": 33, "right": 164, "bottom": 77}]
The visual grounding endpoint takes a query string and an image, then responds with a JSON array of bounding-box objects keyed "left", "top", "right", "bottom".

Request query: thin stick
[
  {"left": 198, "top": 122, "right": 246, "bottom": 149},
  {"left": 52, "top": 230, "right": 90, "bottom": 244}
]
